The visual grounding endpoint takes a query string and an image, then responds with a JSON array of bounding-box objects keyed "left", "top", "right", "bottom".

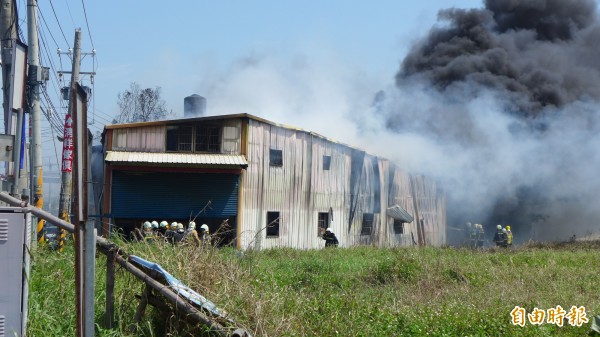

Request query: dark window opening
[
  {"left": 393, "top": 219, "right": 404, "bottom": 234},
  {"left": 266, "top": 211, "right": 280, "bottom": 237},
  {"left": 318, "top": 212, "right": 329, "bottom": 235},
  {"left": 361, "top": 213, "right": 374, "bottom": 236},
  {"left": 195, "top": 125, "right": 221, "bottom": 153},
  {"left": 270, "top": 149, "right": 283, "bottom": 167},
  {"left": 166, "top": 125, "right": 193, "bottom": 152},
  {"left": 323, "top": 155, "right": 331, "bottom": 170}
]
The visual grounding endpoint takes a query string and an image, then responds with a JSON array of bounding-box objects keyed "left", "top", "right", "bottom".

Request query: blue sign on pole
[{"left": 19, "top": 116, "right": 26, "bottom": 170}]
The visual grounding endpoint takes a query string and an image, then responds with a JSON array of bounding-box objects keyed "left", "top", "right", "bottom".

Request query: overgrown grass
[{"left": 27, "top": 239, "right": 600, "bottom": 336}]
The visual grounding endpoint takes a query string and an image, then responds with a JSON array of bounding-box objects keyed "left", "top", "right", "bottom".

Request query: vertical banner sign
[
  {"left": 57, "top": 113, "right": 73, "bottom": 248},
  {"left": 62, "top": 114, "right": 73, "bottom": 172}
]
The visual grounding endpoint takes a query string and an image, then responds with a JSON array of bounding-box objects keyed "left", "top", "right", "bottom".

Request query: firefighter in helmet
[
  {"left": 322, "top": 228, "right": 339, "bottom": 247},
  {"left": 506, "top": 225, "right": 513, "bottom": 248},
  {"left": 186, "top": 221, "right": 201, "bottom": 247},
  {"left": 493, "top": 225, "right": 506, "bottom": 247}
]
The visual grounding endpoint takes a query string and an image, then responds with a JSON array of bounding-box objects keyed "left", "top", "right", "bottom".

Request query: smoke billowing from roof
[
  {"left": 381, "top": 0, "right": 600, "bottom": 242},
  {"left": 192, "top": 0, "right": 600, "bottom": 243}
]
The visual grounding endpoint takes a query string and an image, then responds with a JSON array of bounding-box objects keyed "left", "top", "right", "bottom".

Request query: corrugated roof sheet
[
  {"left": 387, "top": 204, "right": 414, "bottom": 223},
  {"left": 105, "top": 151, "right": 248, "bottom": 166}
]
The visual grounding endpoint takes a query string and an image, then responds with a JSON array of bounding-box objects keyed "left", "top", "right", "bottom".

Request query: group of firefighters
[
  {"left": 493, "top": 224, "right": 514, "bottom": 248},
  {"left": 135, "top": 220, "right": 212, "bottom": 247},
  {"left": 465, "top": 222, "right": 513, "bottom": 249}
]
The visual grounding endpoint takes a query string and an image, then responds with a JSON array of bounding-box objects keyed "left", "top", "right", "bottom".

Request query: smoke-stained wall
[{"left": 240, "top": 118, "right": 446, "bottom": 249}]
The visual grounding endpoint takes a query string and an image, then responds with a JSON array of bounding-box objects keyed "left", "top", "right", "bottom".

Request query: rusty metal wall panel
[
  {"left": 112, "top": 126, "right": 165, "bottom": 152},
  {"left": 113, "top": 129, "right": 127, "bottom": 150},
  {"left": 222, "top": 119, "right": 241, "bottom": 155}
]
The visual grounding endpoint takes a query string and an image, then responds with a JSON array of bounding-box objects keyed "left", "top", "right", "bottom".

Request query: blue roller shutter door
[{"left": 111, "top": 170, "right": 239, "bottom": 219}]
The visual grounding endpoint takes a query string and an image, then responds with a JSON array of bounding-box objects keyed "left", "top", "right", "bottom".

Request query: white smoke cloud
[
  {"left": 192, "top": 51, "right": 600, "bottom": 243},
  {"left": 192, "top": 53, "right": 377, "bottom": 144}
]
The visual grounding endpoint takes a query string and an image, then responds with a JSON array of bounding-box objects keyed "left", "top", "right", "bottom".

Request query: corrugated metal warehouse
[{"left": 100, "top": 113, "right": 446, "bottom": 249}]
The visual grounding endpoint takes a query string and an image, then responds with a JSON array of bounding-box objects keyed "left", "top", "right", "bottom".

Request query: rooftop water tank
[{"left": 184, "top": 94, "right": 206, "bottom": 118}]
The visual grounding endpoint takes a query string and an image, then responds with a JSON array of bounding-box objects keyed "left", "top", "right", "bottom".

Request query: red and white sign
[{"left": 61, "top": 114, "right": 73, "bottom": 172}]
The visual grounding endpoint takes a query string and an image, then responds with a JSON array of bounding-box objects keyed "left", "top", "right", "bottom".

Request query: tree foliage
[{"left": 116, "top": 82, "right": 170, "bottom": 123}]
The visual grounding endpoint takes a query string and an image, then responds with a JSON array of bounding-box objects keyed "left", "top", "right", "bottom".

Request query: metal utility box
[{"left": 0, "top": 208, "right": 31, "bottom": 337}]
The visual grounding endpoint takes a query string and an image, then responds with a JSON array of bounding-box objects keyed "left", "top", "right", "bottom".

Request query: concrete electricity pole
[
  {"left": 27, "top": 0, "right": 45, "bottom": 243},
  {"left": 58, "top": 29, "right": 81, "bottom": 227}
]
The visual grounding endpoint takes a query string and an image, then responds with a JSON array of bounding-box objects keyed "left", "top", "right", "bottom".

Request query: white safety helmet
[
  {"left": 497, "top": 225, "right": 502, "bottom": 230},
  {"left": 160, "top": 221, "right": 168, "bottom": 228},
  {"left": 200, "top": 224, "right": 209, "bottom": 232},
  {"left": 326, "top": 227, "right": 332, "bottom": 232},
  {"left": 170, "top": 222, "right": 178, "bottom": 229},
  {"left": 188, "top": 221, "right": 196, "bottom": 230},
  {"left": 502, "top": 228, "right": 507, "bottom": 233},
  {"left": 177, "top": 223, "right": 184, "bottom": 230},
  {"left": 143, "top": 221, "right": 151, "bottom": 229},
  {"left": 151, "top": 221, "right": 159, "bottom": 229}
]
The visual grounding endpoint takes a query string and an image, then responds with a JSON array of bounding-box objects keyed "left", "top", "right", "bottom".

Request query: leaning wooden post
[
  {"left": 104, "top": 249, "right": 116, "bottom": 329},
  {"left": 133, "top": 285, "right": 152, "bottom": 324}
]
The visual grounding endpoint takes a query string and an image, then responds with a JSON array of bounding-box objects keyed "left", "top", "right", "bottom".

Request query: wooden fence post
[{"left": 104, "top": 249, "right": 116, "bottom": 329}]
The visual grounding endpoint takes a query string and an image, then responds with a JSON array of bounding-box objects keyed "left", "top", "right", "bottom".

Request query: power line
[
  {"left": 62, "top": 0, "right": 76, "bottom": 28},
  {"left": 37, "top": 24, "right": 62, "bottom": 91},
  {"left": 80, "top": 0, "right": 94, "bottom": 50},
  {"left": 38, "top": 8, "right": 60, "bottom": 50},
  {"left": 47, "top": 0, "right": 70, "bottom": 46}
]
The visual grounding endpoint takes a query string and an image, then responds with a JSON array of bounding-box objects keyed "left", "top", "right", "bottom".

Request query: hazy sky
[
  {"left": 12, "top": 0, "right": 600, "bottom": 239},
  {"left": 23, "top": 0, "right": 483, "bottom": 165}
]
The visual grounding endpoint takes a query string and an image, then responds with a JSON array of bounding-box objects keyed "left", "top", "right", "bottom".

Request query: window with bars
[
  {"left": 195, "top": 125, "right": 221, "bottom": 153},
  {"left": 166, "top": 125, "right": 193, "bottom": 152},
  {"left": 166, "top": 124, "right": 222, "bottom": 153}
]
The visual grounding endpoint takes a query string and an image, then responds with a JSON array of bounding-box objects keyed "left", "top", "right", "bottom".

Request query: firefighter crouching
[{"left": 322, "top": 228, "right": 339, "bottom": 247}]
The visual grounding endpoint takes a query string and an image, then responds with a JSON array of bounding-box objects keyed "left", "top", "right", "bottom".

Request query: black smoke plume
[
  {"left": 383, "top": 0, "right": 600, "bottom": 243},
  {"left": 398, "top": 0, "right": 600, "bottom": 114}
]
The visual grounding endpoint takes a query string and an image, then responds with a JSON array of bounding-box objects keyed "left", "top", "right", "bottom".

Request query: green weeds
[{"left": 27, "top": 241, "right": 600, "bottom": 336}]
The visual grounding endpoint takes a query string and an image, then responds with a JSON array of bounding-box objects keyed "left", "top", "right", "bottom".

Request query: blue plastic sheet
[{"left": 129, "top": 255, "right": 226, "bottom": 318}]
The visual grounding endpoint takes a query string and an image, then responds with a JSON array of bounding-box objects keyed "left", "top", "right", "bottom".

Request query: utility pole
[
  {"left": 58, "top": 30, "right": 80, "bottom": 226},
  {"left": 27, "top": 0, "right": 44, "bottom": 243}
]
